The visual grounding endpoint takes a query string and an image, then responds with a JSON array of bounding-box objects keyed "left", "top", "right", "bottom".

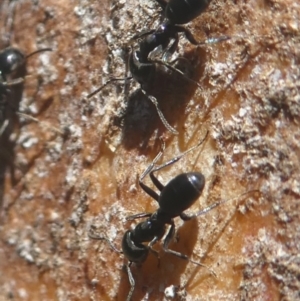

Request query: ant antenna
[
  {"left": 197, "top": 36, "right": 231, "bottom": 46},
  {"left": 152, "top": 59, "right": 202, "bottom": 89},
  {"left": 2, "top": 77, "right": 24, "bottom": 86},
  {"left": 149, "top": 130, "right": 209, "bottom": 175},
  {"left": 84, "top": 77, "right": 131, "bottom": 100},
  {"left": 25, "top": 48, "right": 52, "bottom": 60},
  {"left": 180, "top": 189, "right": 261, "bottom": 221},
  {"left": 88, "top": 225, "right": 123, "bottom": 254}
]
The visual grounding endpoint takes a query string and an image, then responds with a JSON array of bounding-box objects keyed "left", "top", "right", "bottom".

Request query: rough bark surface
[{"left": 0, "top": 0, "right": 299, "bottom": 300}]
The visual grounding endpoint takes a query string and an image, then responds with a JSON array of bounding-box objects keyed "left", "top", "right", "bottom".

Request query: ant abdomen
[
  {"left": 158, "top": 172, "right": 205, "bottom": 218},
  {"left": 165, "top": 0, "right": 211, "bottom": 25}
]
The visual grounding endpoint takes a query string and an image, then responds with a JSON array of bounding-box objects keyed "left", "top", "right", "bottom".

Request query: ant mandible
[
  {"left": 86, "top": 0, "right": 229, "bottom": 135},
  {"left": 89, "top": 132, "right": 256, "bottom": 300}
]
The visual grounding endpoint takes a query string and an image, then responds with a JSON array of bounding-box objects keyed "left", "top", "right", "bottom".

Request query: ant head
[
  {"left": 129, "top": 50, "right": 155, "bottom": 87},
  {"left": 0, "top": 47, "right": 52, "bottom": 79},
  {"left": 0, "top": 47, "right": 25, "bottom": 77},
  {"left": 122, "top": 230, "right": 149, "bottom": 263}
]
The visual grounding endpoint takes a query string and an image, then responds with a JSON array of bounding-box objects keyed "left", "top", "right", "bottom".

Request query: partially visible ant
[
  {"left": 0, "top": 47, "right": 52, "bottom": 135},
  {"left": 0, "top": 1, "right": 52, "bottom": 135},
  {"left": 86, "top": 0, "right": 229, "bottom": 135},
  {"left": 133, "top": 0, "right": 229, "bottom": 62},
  {"left": 89, "top": 131, "right": 258, "bottom": 301}
]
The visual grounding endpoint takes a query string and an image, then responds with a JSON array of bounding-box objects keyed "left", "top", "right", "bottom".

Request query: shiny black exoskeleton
[
  {"left": 0, "top": 47, "right": 52, "bottom": 89},
  {"left": 0, "top": 47, "right": 26, "bottom": 79},
  {"left": 0, "top": 47, "right": 25, "bottom": 132},
  {"left": 120, "top": 135, "right": 221, "bottom": 301},
  {"left": 89, "top": 133, "right": 228, "bottom": 301},
  {"left": 130, "top": 0, "right": 229, "bottom": 88},
  {"left": 121, "top": 171, "right": 207, "bottom": 262},
  {"left": 126, "top": 0, "right": 221, "bottom": 134},
  {"left": 162, "top": 0, "right": 210, "bottom": 24},
  {"left": 0, "top": 47, "right": 51, "bottom": 133},
  {"left": 87, "top": 0, "right": 225, "bottom": 135},
  {"left": 133, "top": 0, "right": 212, "bottom": 64},
  {"left": 89, "top": 133, "right": 258, "bottom": 300}
]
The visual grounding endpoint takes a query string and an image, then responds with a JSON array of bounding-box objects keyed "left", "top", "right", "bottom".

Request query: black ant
[
  {"left": 0, "top": 0, "right": 52, "bottom": 134},
  {"left": 132, "top": 0, "right": 229, "bottom": 62},
  {"left": 0, "top": 47, "right": 52, "bottom": 135},
  {"left": 86, "top": 0, "right": 229, "bottom": 135},
  {"left": 89, "top": 132, "right": 258, "bottom": 300}
]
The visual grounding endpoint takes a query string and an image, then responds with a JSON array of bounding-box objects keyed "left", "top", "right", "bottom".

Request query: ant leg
[
  {"left": 84, "top": 77, "right": 132, "bottom": 100},
  {"left": 126, "top": 212, "right": 152, "bottom": 221},
  {"left": 197, "top": 36, "right": 231, "bottom": 46},
  {"left": 139, "top": 138, "right": 165, "bottom": 183},
  {"left": 174, "top": 25, "right": 230, "bottom": 46},
  {"left": 138, "top": 138, "right": 165, "bottom": 198},
  {"left": 161, "top": 35, "right": 179, "bottom": 62},
  {"left": 150, "top": 130, "right": 209, "bottom": 175},
  {"left": 140, "top": 89, "right": 179, "bottom": 135},
  {"left": 139, "top": 180, "right": 160, "bottom": 201},
  {"left": 141, "top": 138, "right": 166, "bottom": 192},
  {"left": 180, "top": 189, "right": 260, "bottom": 221},
  {"left": 147, "top": 36, "right": 197, "bottom": 87},
  {"left": 174, "top": 25, "right": 199, "bottom": 45},
  {"left": 88, "top": 225, "right": 123, "bottom": 254},
  {"left": 152, "top": 59, "right": 202, "bottom": 89},
  {"left": 180, "top": 200, "right": 225, "bottom": 221},
  {"left": 130, "top": 29, "right": 156, "bottom": 41},
  {"left": 149, "top": 171, "right": 165, "bottom": 192},
  {"left": 140, "top": 131, "right": 208, "bottom": 199},
  {"left": 125, "top": 262, "right": 135, "bottom": 301},
  {"left": 3, "top": 78, "right": 25, "bottom": 87},
  {"left": 163, "top": 221, "right": 216, "bottom": 277},
  {"left": 144, "top": 130, "right": 208, "bottom": 197},
  {"left": 148, "top": 237, "right": 161, "bottom": 267},
  {"left": 0, "top": 119, "right": 9, "bottom": 136},
  {"left": 169, "top": 56, "right": 192, "bottom": 68}
]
